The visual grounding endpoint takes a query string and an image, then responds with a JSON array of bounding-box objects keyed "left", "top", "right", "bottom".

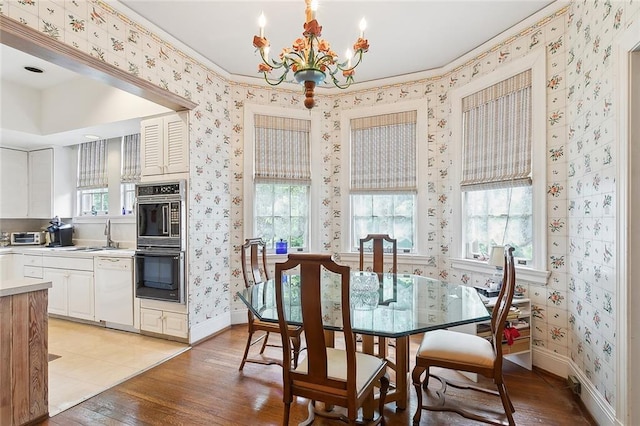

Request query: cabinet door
[
  {"left": 28, "top": 149, "right": 53, "bottom": 218},
  {"left": 0, "top": 148, "right": 28, "bottom": 218},
  {"left": 67, "top": 270, "right": 95, "bottom": 321},
  {"left": 0, "top": 254, "right": 13, "bottom": 280},
  {"left": 164, "top": 112, "right": 189, "bottom": 174},
  {"left": 141, "top": 117, "right": 165, "bottom": 176},
  {"left": 140, "top": 308, "right": 164, "bottom": 334},
  {"left": 44, "top": 268, "right": 68, "bottom": 316},
  {"left": 163, "top": 311, "right": 188, "bottom": 338}
]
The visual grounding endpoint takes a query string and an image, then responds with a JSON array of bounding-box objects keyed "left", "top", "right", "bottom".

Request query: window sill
[
  {"left": 72, "top": 215, "right": 136, "bottom": 225},
  {"left": 451, "top": 257, "right": 549, "bottom": 285}
]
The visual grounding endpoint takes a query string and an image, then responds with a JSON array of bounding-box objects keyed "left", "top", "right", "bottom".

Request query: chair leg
[
  {"left": 422, "top": 365, "right": 430, "bottom": 390},
  {"left": 283, "top": 401, "right": 291, "bottom": 426},
  {"left": 238, "top": 330, "right": 254, "bottom": 370},
  {"left": 411, "top": 366, "right": 425, "bottom": 425},
  {"left": 259, "top": 331, "right": 270, "bottom": 354},
  {"left": 379, "top": 373, "right": 390, "bottom": 425},
  {"left": 291, "top": 334, "right": 302, "bottom": 368},
  {"left": 497, "top": 382, "right": 516, "bottom": 425}
]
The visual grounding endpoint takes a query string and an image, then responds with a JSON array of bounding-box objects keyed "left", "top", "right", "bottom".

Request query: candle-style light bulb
[
  {"left": 345, "top": 49, "right": 353, "bottom": 68},
  {"left": 258, "top": 12, "right": 266, "bottom": 38},
  {"left": 311, "top": 0, "right": 318, "bottom": 19},
  {"left": 359, "top": 17, "right": 367, "bottom": 38}
]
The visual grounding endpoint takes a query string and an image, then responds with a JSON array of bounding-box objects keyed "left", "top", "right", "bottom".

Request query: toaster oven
[{"left": 10, "top": 231, "right": 44, "bottom": 245}]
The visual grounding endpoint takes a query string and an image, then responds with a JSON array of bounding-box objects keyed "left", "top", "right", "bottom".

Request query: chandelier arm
[
  {"left": 335, "top": 49, "right": 365, "bottom": 72},
  {"left": 261, "top": 71, "right": 291, "bottom": 86},
  {"left": 328, "top": 73, "right": 354, "bottom": 90}
]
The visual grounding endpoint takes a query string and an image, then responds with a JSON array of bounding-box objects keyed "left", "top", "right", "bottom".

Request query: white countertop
[
  {"left": 0, "top": 278, "right": 52, "bottom": 297},
  {"left": 1, "top": 246, "right": 135, "bottom": 257}
]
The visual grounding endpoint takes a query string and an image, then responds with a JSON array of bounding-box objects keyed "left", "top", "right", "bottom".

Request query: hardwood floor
[{"left": 39, "top": 325, "right": 595, "bottom": 425}]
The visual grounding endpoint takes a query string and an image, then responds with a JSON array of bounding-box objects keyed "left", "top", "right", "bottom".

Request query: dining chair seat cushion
[
  {"left": 254, "top": 318, "right": 300, "bottom": 332},
  {"left": 295, "top": 347, "right": 386, "bottom": 392},
  {"left": 417, "top": 329, "right": 495, "bottom": 368}
]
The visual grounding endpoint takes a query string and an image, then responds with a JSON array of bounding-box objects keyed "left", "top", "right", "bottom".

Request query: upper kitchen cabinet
[
  {"left": 0, "top": 148, "right": 28, "bottom": 218},
  {"left": 141, "top": 112, "right": 189, "bottom": 178},
  {"left": 28, "top": 147, "right": 74, "bottom": 218}
]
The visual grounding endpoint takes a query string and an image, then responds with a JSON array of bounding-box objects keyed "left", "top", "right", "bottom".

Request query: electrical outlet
[{"left": 567, "top": 375, "right": 581, "bottom": 395}]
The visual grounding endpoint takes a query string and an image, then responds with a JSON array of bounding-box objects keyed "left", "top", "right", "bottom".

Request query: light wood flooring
[{"left": 40, "top": 325, "right": 596, "bottom": 425}]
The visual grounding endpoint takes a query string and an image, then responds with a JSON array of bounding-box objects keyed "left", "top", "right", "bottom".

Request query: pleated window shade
[
  {"left": 121, "top": 133, "right": 141, "bottom": 183},
  {"left": 77, "top": 139, "right": 108, "bottom": 189},
  {"left": 254, "top": 114, "right": 311, "bottom": 184},
  {"left": 461, "top": 70, "right": 532, "bottom": 191},
  {"left": 350, "top": 110, "right": 417, "bottom": 192}
]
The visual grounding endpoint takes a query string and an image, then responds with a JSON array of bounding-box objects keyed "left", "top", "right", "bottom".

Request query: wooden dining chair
[
  {"left": 238, "top": 238, "right": 302, "bottom": 371},
  {"left": 358, "top": 234, "right": 397, "bottom": 362},
  {"left": 410, "top": 246, "right": 517, "bottom": 426},
  {"left": 275, "top": 254, "right": 390, "bottom": 425},
  {"left": 359, "top": 234, "right": 397, "bottom": 277}
]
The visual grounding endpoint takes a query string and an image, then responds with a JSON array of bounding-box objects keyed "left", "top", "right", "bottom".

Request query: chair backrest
[
  {"left": 275, "top": 254, "right": 356, "bottom": 398},
  {"left": 241, "top": 238, "right": 269, "bottom": 288},
  {"left": 359, "top": 233, "right": 397, "bottom": 275},
  {"left": 491, "top": 246, "right": 516, "bottom": 368}
]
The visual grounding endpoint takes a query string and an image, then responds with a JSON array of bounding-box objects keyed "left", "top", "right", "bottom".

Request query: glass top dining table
[
  {"left": 237, "top": 272, "right": 491, "bottom": 411},
  {"left": 237, "top": 272, "right": 490, "bottom": 338}
]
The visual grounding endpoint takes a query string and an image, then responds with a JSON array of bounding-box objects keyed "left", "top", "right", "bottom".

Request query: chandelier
[{"left": 252, "top": 0, "right": 369, "bottom": 109}]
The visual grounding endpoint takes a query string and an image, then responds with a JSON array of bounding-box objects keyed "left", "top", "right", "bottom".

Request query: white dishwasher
[{"left": 95, "top": 256, "right": 135, "bottom": 329}]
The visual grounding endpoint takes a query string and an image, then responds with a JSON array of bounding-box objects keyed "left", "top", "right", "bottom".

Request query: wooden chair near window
[
  {"left": 358, "top": 234, "right": 397, "bottom": 365},
  {"left": 410, "top": 246, "right": 517, "bottom": 426},
  {"left": 275, "top": 254, "right": 390, "bottom": 425},
  {"left": 238, "top": 238, "right": 303, "bottom": 371}
]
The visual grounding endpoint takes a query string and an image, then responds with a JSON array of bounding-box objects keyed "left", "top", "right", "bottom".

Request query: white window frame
[
  {"left": 243, "top": 104, "right": 321, "bottom": 252},
  {"left": 450, "top": 51, "right": 549, "bottom": 283},
  {"left": 74, "top": 136, "right": 136, "bottom": 223},
  {"left": 340, "top": 99, "right": 428, "bottom": 254}
]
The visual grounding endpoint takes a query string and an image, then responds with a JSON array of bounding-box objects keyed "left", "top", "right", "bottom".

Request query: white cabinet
[
  {"left": 22, "top": 254, "right": 43, "bottom": 278},
  {"left": 140, "top": 308, "right": 188, "bottom": 338},
  {"left": 141, "top": 112, "right": 189, "bottom": 177},
  {"left": 28, "top": 147, "right": 73, "bottom": 218},
  {"left": 95, "top": 256, "right": 134, "bottom": 328},
  {"left": 0, "top": 148, "right": 28, "bottom": 218},
  {"left": 0, "top": 253, "right": 14, "bottom": 280},
  {"left": 43, "top": 255, "right": 94, "bottom": 321}
]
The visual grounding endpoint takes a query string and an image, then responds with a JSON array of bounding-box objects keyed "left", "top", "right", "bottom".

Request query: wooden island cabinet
[{"left": 0, "top": 279, "right": 52, "bottom": 426}]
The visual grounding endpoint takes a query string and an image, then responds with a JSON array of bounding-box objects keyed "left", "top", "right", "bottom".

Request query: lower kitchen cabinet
[
  {"left": 44, "top": 268, "right": 94, "bottom": 320},
  {"left": 94, "top": 257, "right": 134, "bottom": 328},
  {"left": 140, "top": 308, "right": 187, "bottom": 339},
  {"left": 43, "top": 255, "right": 94, "bottom": 321}
]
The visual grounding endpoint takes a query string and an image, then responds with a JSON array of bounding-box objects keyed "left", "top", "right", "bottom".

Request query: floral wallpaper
[{"left": 3, "top": 0, "right": 640, "bottom": 416}]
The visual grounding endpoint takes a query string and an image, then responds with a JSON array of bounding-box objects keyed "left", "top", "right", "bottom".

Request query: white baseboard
[
  {"left": 189, "top": 314, "right": 231, "bottom": 344},
  {"left": 567, "top": 361, "right": 617, "bottom": 426},
  {"left": 231, "top": 309, "right": 249, "bottom": 325},
  {"left": 534, "top": 347, "right": 617, "bottom": 425}
]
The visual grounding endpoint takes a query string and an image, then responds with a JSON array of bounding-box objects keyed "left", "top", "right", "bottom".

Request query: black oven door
[
  {"left": 137, "top": 201, "right": 182, "bottom": 248},
  {"left": 135, "top": 250, "right": 184, "bottom": 303}
]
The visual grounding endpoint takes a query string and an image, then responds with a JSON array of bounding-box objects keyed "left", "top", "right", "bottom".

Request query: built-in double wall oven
[{"left": 135, "top": 180, "right": 186, "bottom": 303}]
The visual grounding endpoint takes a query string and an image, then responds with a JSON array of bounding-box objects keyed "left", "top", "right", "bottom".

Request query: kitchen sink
[{"left": 76, "top": 246, "right": 120, "bottom": 251}]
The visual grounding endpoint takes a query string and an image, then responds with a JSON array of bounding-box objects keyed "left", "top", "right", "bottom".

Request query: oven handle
[
  {"left": 135, "top": 250, "right": 183, "bottom": 260},
  {"left": 162, "top": 205, "right": 169, "bottom": 235}
]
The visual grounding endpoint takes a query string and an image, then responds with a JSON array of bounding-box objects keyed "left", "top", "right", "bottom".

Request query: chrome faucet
[{"left": 105, "top": 219, "right": 115, "bottom": 248}]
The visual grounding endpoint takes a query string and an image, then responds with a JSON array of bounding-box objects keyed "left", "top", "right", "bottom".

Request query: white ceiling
[
  {"left": 1, "top": 0, "right": 560, "bottom": 149},
  {"left": 120, "top": 0, "right": 559, "bottom": 83}
]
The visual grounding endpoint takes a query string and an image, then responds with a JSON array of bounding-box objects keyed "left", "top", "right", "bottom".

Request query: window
[
  {"left": 121, "top": 133, "right": 141, "bottom": 215},
  {"left": 252, "top": 114, "right": 311, "bottom": 251},
  {"left": 77, "top": 139, "right": 108, "bottom": 215},
  {"left": 451, "top": 52, "right": 546, "bottom": 273},
  {"left": 461, "top": 70, "right": 533, "bottom": 261},
  {"left": 349, "top": 110, "right": 418, "bottom": 252}
]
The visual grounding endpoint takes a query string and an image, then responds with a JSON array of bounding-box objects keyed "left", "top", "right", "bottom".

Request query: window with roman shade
[
  {"left": 77, "top": 139, "right": 108, "bottom": 189},
  {"left": 121, "top": 133, "right": 141, "bottom": 183},
  {"left": 254, "top": 114, "right": 311, "bottom": 184},
  {"left": 253, "top": 114, "right": 312, "bottom": 251},
  {"left": 461, "top": 70, "right": 531, "bottom": 191},
  {"left": 350, "top": 110, "right": 417, "bottom": 192}
]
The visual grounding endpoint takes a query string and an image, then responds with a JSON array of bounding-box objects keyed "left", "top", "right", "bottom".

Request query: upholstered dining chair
[
  {"left": 238, "top": 238, "right": 303, "bottom": 371},
  {"left": 275, "top": 254, "right": 390, "bottom": 425},
  {"left": 410, "top": 246, "right": 517, "bottom": 426}
]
